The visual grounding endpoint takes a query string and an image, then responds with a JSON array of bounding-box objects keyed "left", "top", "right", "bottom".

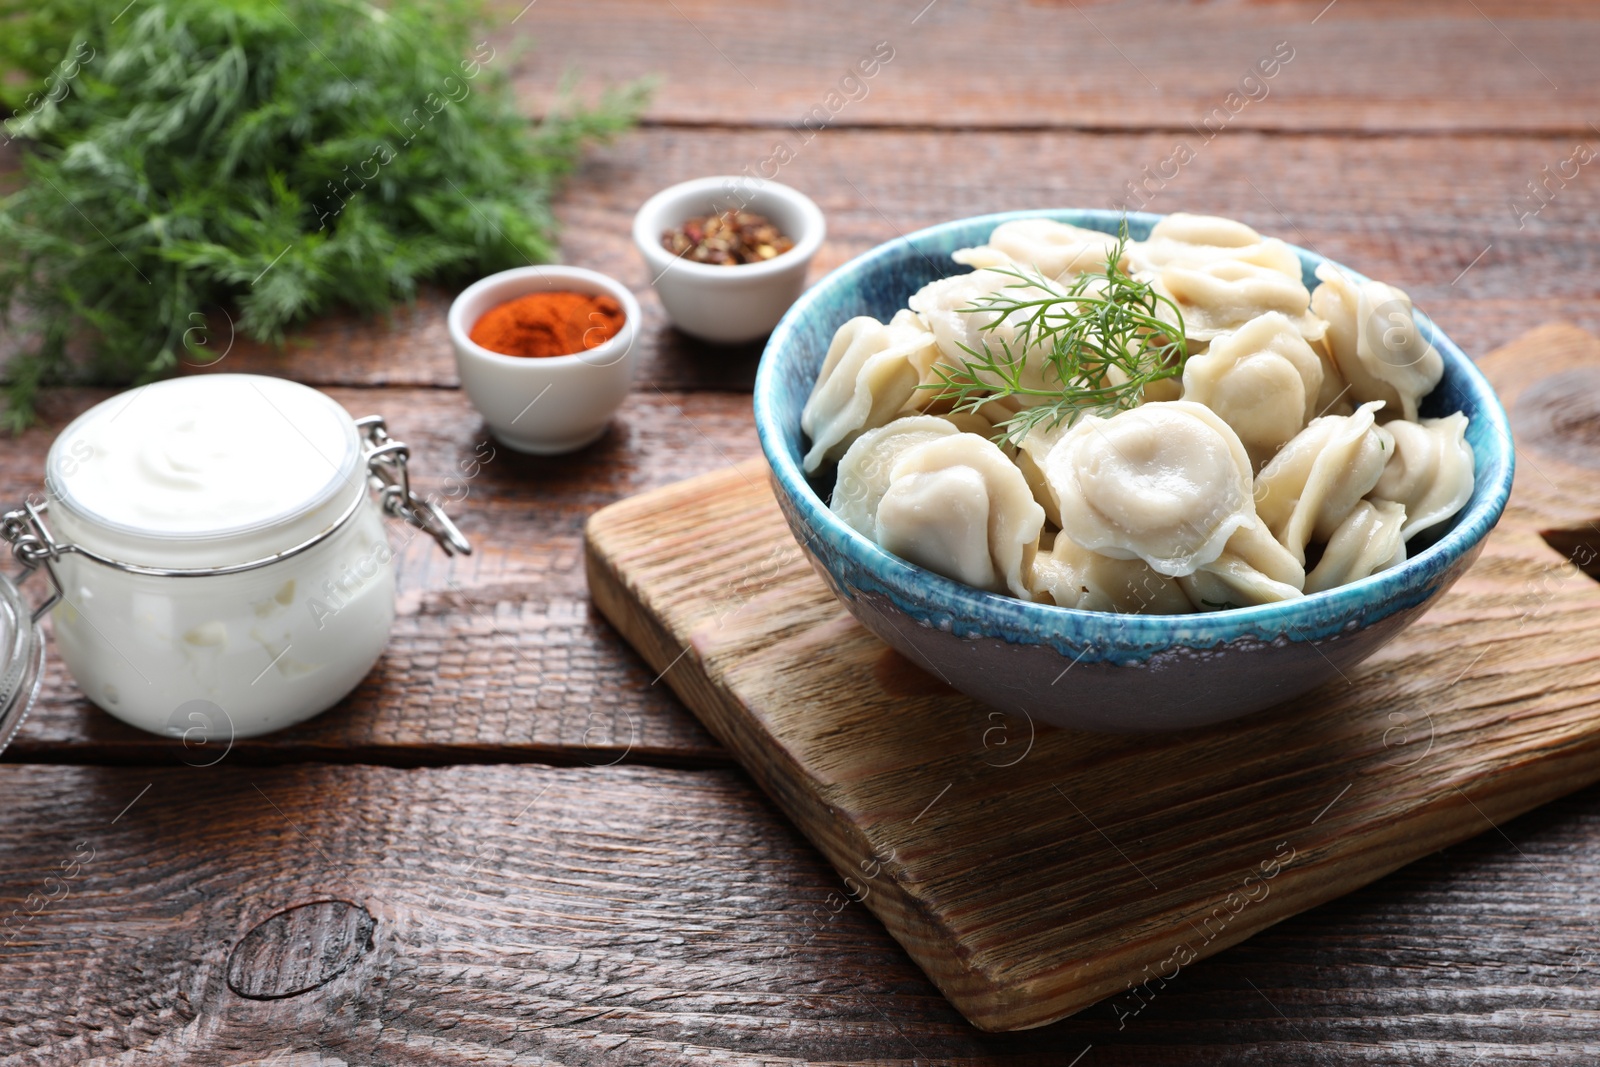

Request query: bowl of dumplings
[{"left": 753, "top": 210, "right": 1515, "bottom": 732}]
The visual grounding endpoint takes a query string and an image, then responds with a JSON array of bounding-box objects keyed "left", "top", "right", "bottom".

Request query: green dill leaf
[
  {"left": 0, "top": 0, "right": 649, "bottom": 427},
  {"left": 917, "top": 221, "right": 1189, "bottom": 446}
]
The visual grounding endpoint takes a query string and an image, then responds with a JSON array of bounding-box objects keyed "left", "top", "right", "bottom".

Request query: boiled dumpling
[
  {"left": 1255, "top": 401, "right": 1394, "bottom": 565},
  {"left": 830, "top": 415, "right": 962, "bottom": 536},
  {"left": 1102, "top": 357, "right": 1185, "bottom": 405},
  {"left": 908, "top": 269, "right": 1064, "bottom": 401},
  {"left": 1368, "top": 412, "right": 1474, "bottom": 540},
  {"left": 1029, "top": 531, "right": 1192, "bottom": 614},
  {"left": 1141, "top": 375, "right": 1184, "bottom": 404},
  {"left": 878, "top": 467, "right": 1004, "bottom": 592},
  {"left": 912, "top": 269, "right": 1152, "bottom": 431},
  {"left": 936, "top": 410, "right": 995, "bottom": 436},
  {"left": 1152, "top": 259, "right": 1327, "bottom": 346},
  {"left": 1043, "top": 401, "right": 1255, "bottom": 576},
  {"left": 1309, "top": 345, "right": 1354, "bottom": 419},
  {"left": 930, "top": 409, "right": 1016, "bottom": 456},
  {"left": 801, "top": 311, "right": 942, "bottom": 472},
  {"left": 952, "top": 218, "right": 1121, "bottom": 280},
  {"left": 1180, "top": 312, "right": 1325, "bottom": 468},
  {"left": 973, "top": 370, "right": 1129, "bottom": 432},
  {"left": 1178, "top": 520, "right": 1306, "bottom": 610},
  {"left": 1127, "top": 213, "right": 1302, "bottom": 279},
  {"left": 804, "top": 211, "right": 1464, "bottom": 614},
  {"left": 875, "top": 433, "right": 1046, "bottom": 599},
  {"left": 1310, "top": 263, "right": 1443, "bottom": 422},
  {"left": 1304, "top": 499, "right": 1407, "bottom": 594},
  {"left": 1014, "top": 418, "right": 1073, "bottom": 527}
]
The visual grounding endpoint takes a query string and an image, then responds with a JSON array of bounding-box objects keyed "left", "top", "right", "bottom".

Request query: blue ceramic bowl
[{"left": 754, "top": 209, "right": 1515, "bottom": 732}]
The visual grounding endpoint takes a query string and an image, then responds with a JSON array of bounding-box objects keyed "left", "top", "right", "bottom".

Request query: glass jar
[
  {"left": 0, "top": 375, "right": 469, "bottom": 746},
  {"left": 0, "top": 566, "right": 45, "bottom": 755}
]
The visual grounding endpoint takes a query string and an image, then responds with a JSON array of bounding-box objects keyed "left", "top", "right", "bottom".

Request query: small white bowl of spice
[
  {"left": 449, "top": 265, "right": 641, "bottom": 454},
  {"left": 632, "top": 175, "right": 825, "bottom": 344}
]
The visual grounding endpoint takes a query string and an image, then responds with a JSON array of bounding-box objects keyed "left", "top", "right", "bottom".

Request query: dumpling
[
  {"left": 801, "top": 311, "right": 942, "bottom": 472},
  {"left": 1151, "top": 259, "right": 1327, "bottom": 346},
  {"left": 1180, "top": 312, "right": 1325, "bottom": 468},
  {"left": 1014, "top": 418, "right": 1073, "bottom": 527},
  {"left": 1029, "top": 531, "right": 1192, "bottom": 614},
  {"left": 1178, "top": 520, "right": 1306, "bottom": 610},
  {"left": 908, "top": 269, "right": 1063, "bottom": 400},
  {"left": 1140, "top": 375, "right": 1184, "bottom": 404},
  {"left": 952, "top": 218, "right": 1120, "bottom": 280},
  {"left": 1305, "top": 499, "right": 1407, "bottom": 594},
  {"left": 1101, "top": 356, "right": 1185, "bottom": 405},
  {"left": 1309, "top": 263, "right": 1443, "bottom": 422},
  {"left": 874, "top": 434, "right": 1046, "bottom": 599},
  {"left": 931, "top": 409, "right": 1013, "bottom": 451},
  {"left": 1127, "top": 213, "right": 1302, "bottom": 279},
  {"left": 1255, "top": 401, "right": 1394, "bottom": 565},
  {"left": 830, "top": 415, "right": 961, "bottom": 536},
  {"left": 1368, "top": 412, "right": 1475, "bottom": 540},
  {"left": 1309, "top": 345, "right": 1354, "bottom": 419},
  {"left": 1043, "top": 401, "right": 1255, "bottom": 576}
]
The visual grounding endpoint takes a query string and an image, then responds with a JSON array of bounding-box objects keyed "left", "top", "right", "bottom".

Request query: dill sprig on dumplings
[{"left": 923, "top": 231, "right": 1188, "bottom": 446}]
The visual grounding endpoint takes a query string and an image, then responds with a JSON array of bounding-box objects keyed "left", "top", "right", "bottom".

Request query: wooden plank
[
  {"left": 3, "top": 387, "right": 755, "bottom": 765},
  {"left": 194, "top": 128, "right": 1600, "bottom": 389},
  {"left": 583, "top": 324, "right": 1600, "bottom": 1031},
  {"left": 7, "top": 760, "right": 1600, "bottom": 1064},
  {"left": 497, "top": 0, "right": 1600, "bottom": 134}
]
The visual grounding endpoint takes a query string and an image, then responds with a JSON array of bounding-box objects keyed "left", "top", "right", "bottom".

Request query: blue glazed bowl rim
[{"left": 754, "top": 208, "right": 1516, "bottom": 650}]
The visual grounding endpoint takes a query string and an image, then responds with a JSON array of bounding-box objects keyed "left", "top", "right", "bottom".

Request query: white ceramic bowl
[
  {"left": 449, "top": 266, "right": 641, "bottom": 454},
  {"left": 632, "top": 176, "right": 825, "bottom": 344}
]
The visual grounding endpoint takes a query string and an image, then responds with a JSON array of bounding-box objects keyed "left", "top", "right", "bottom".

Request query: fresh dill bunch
[
  {"left": 922, "top": 227, "right": 1189, "bottom": 446},
  {"left": 0, "top": 0, "right": 650, "bottom": 428}
]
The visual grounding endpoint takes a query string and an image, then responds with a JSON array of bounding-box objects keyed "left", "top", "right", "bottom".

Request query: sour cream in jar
[{"left": 18, "top": 374, "right": 469, "bottom": 740}]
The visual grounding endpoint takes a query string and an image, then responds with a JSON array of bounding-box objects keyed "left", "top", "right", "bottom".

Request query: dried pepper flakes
[{"left": 661, "top": 210, "right": 796, "bottom": 266}]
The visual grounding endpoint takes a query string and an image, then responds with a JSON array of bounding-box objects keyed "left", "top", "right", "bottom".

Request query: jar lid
[
  {"left": 44, "top": 375, "right": 364, "bottom": 569},
  {"left": 0, "top": 570, "right": 45, "bottom": 757}
]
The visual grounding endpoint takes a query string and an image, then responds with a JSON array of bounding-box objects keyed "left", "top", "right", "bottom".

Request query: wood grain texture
[
  {"left": 584, "top": 325, "right": 1600, "bottom": 1031},
  {"left": 194, "top": 127, "right": 1600, "bottom": 389},
  {"left": 8, "top": 762, "right": 1600, "bottom": 1065},
  {"left": 497, "top": 0, "right": 1600, "bottom": 134},
  {"left": 225, "top": 900, "right": 376, "bottom": 1000},
  {"left": 2, "top": 387, "right": 755, "bottom": 765},
  {"left": 184, "top": 285, "right": 769, "bottom": 392},
  {"left": 1482, "top": 324, "right": 1600, "bottom": 535}
]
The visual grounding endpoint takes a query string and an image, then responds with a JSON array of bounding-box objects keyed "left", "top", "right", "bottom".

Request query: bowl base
[{"left": 489, "top": 423, "right": 610, "bottom": 456}]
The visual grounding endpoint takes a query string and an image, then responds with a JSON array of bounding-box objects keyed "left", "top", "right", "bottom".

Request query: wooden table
[{"left": 4, "top": 2, "right": 1600, "bottom": 1062}]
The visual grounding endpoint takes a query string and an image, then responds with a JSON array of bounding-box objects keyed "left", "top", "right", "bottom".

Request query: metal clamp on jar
[{"left": 0, "top": 374, "right": 470, "bottom": 751}]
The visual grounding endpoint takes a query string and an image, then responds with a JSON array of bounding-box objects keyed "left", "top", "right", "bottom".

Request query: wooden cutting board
[{"left": 583, "top": 323, "right": 1600, "bottom": 1033}]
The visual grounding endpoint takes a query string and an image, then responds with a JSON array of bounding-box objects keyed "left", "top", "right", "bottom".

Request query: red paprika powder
[{"left": 469, "top": 290, "right": 625, "bottom": 358}]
